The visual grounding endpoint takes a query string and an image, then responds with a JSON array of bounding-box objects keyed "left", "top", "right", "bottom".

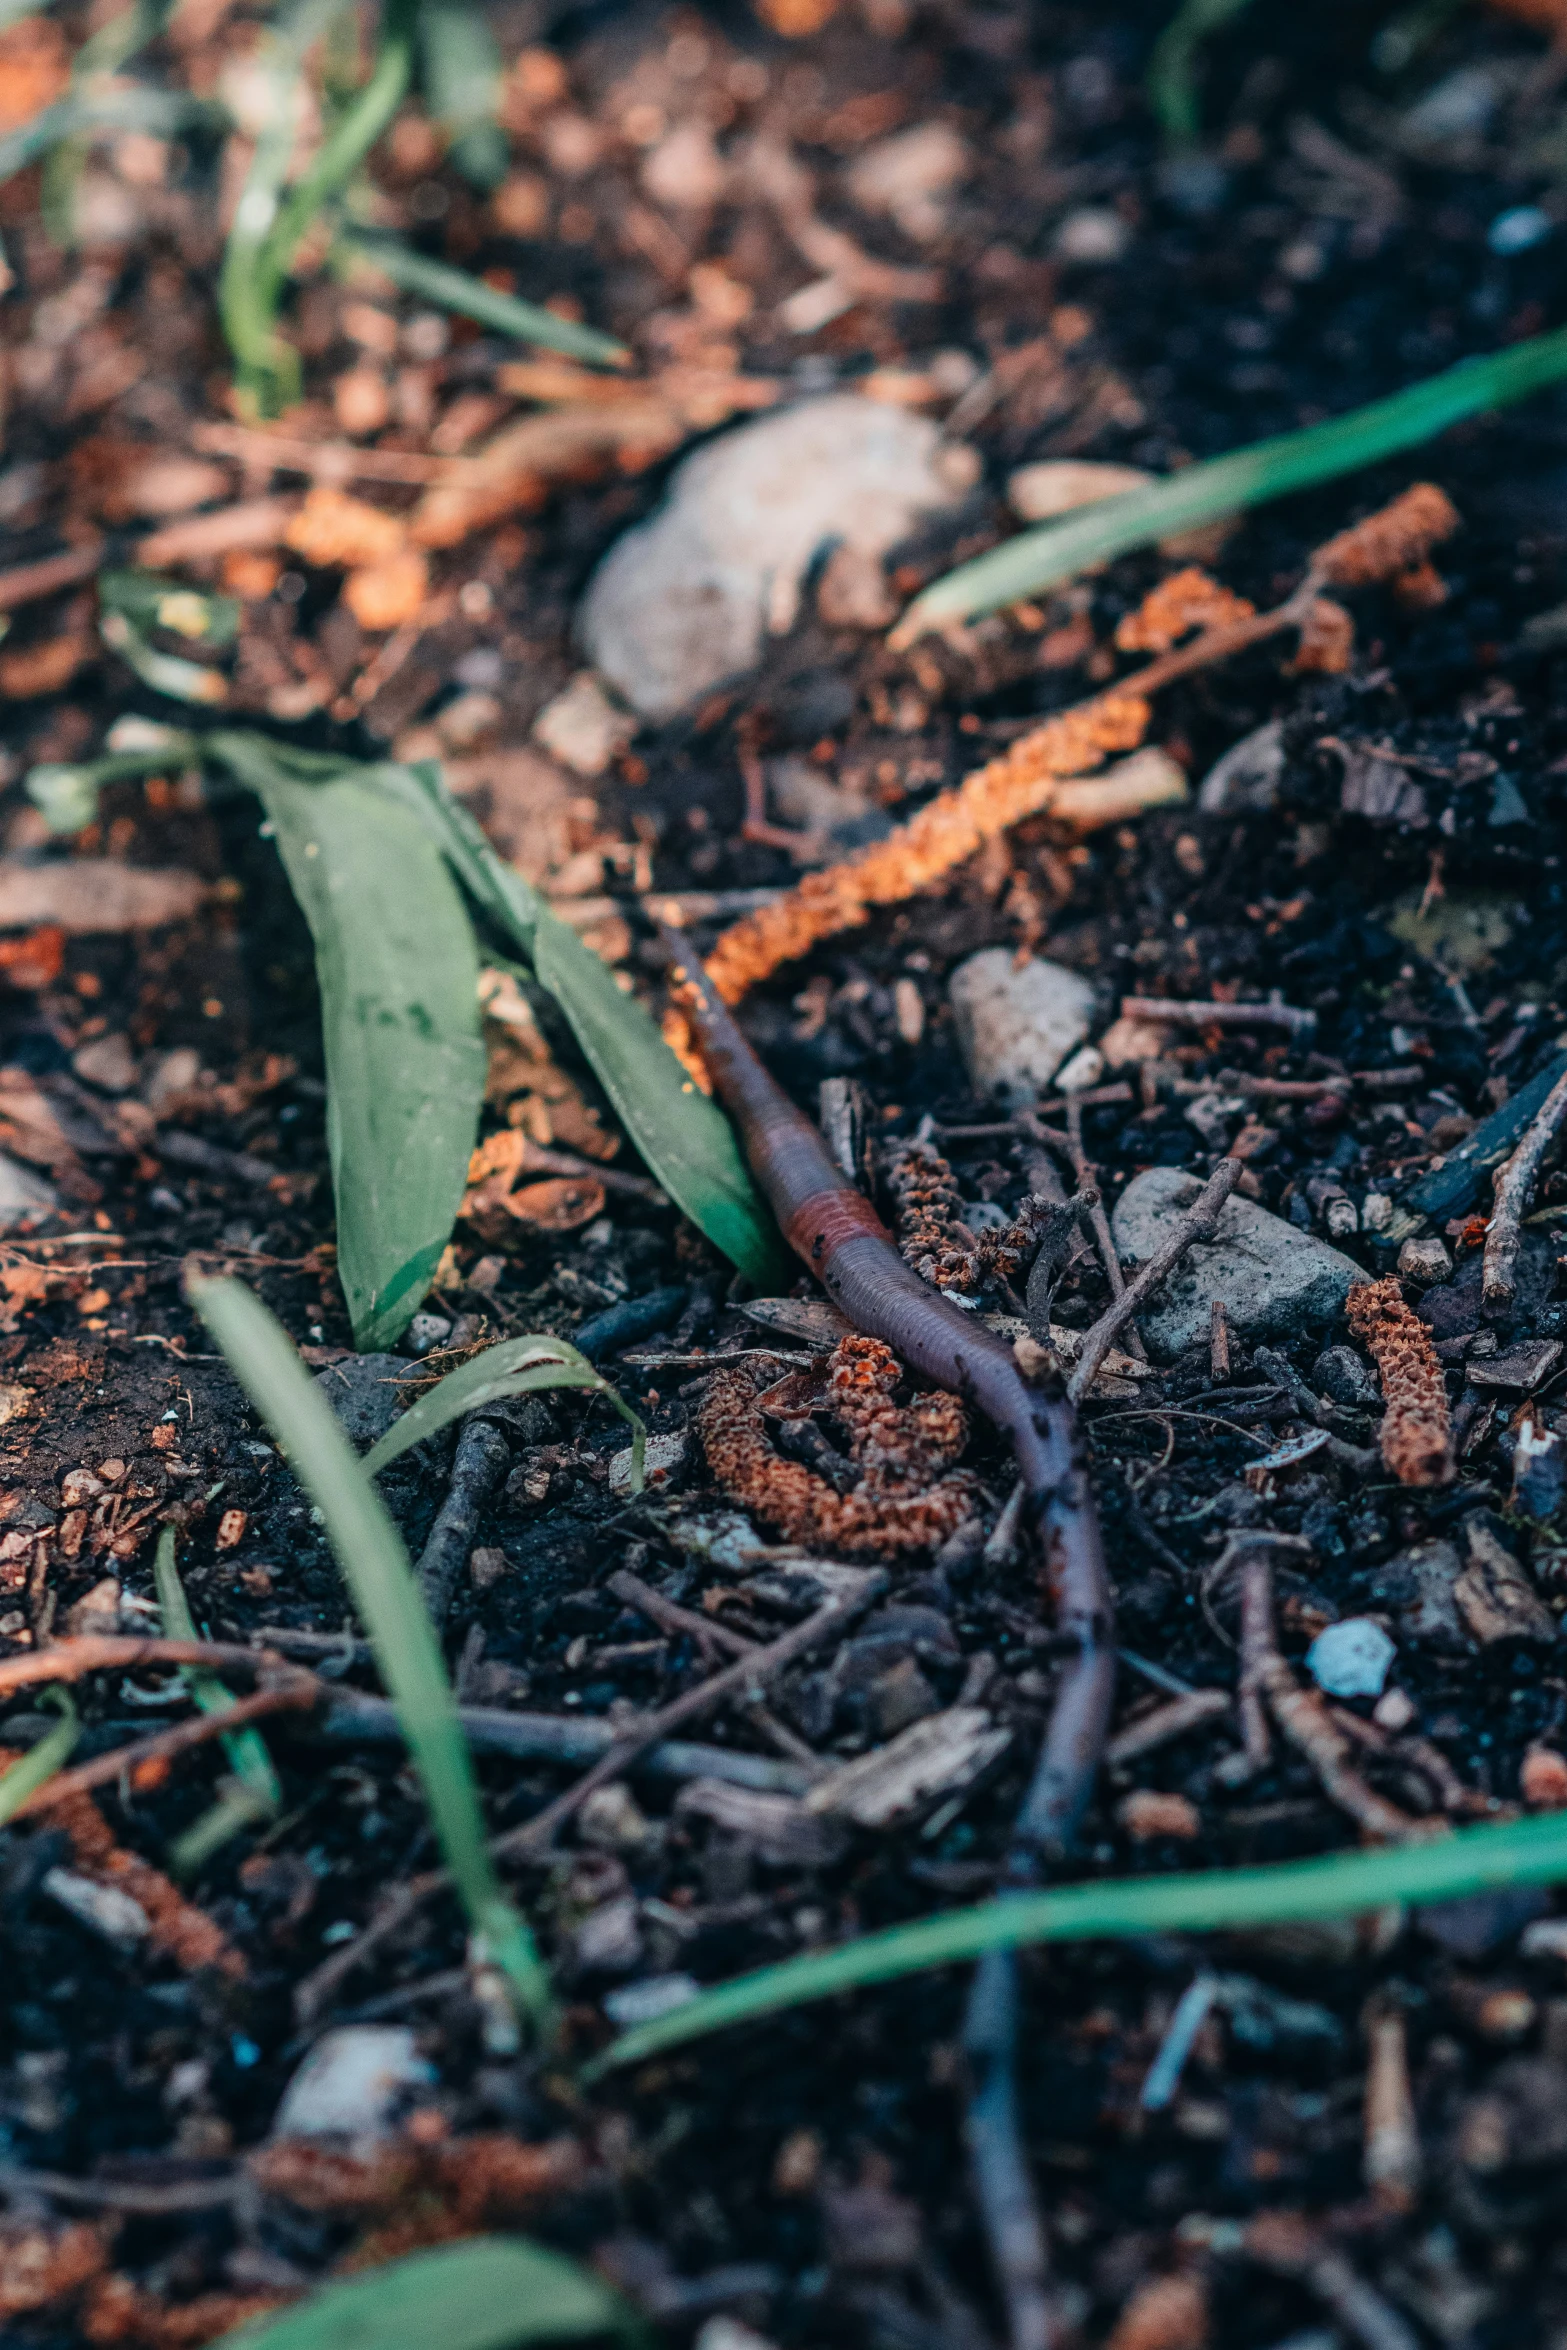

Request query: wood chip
[{"left": 804, "top": 1706, "right": 1010, "bottom": 1828}]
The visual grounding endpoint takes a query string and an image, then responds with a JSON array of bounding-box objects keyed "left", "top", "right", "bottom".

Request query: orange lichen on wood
[
  {"left": 1114, "top": 567, "right": 1255, "bottom": 654},
  {"left": 1346, "top": 1276, "right": 1454, "bottom": 1487},
  {"left": 1310, "top": 483, "right": 1460, "bottom": 591},
  {"left": 1, "top": 1750, "right": 245, "bottom": 1979},
  {"left": 704, "top": 691, "right": 1150, "bottom": 1003},
  {"left": 698, "top": 1334, "right": 977, "bottom": 1554}
]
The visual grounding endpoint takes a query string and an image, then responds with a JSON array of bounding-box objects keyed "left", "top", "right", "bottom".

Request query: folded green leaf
[
  {"left": 189, "top": 1276, "right": 552, "bottom": 2030},
  {"left": 0, "top": 1689, "right": 78, "bottom": 1826},
  {"left": 216, "top": 2234, "right": 641, "bottom": 2350},
  {"left": 362, "top": 1333, "right": 645, "bottom": 1486},
  {"left": 587, "top": 1805, "right": 1567, "bottom": 2076},
  {"left": 893, "top": 322, "right": 1567, "bottom": 640},
  {"left": 341, "top": 235, "right": 628, "bottom": 368},
  {"left": 376, "top": 762, "right": 787, "bottom": 1288},
  {"left": 101, "top": 612, "right": 230, "bottom": 706},
  {"left": 101, "top": 570, "right": 240, "bottom": 647},
  {"left": 209, "top": 734, "right": 486, "bottom": 1352},
  {"left": 29, "top": 738, "right": 199, "bottom": 835},
  {"left": 154, "top": 1525, "right": 281, "bottom": 1812}
]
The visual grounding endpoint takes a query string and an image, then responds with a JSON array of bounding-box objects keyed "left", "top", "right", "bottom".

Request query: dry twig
[
  {"left": 1483, "top": 1061, "right": 1567, "bottom": 1312},
  {"left": 1067, "top": 1158, "right": 1241, "bottom": 1404}
]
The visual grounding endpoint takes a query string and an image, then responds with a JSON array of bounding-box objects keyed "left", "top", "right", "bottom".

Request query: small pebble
[
  {"left": 602, "top": 1973, "right": 701, "bottom": 2028},
  {"left": 609, "top": 1429, "right": 688, "bottom": 1498},
  {"left": 1055, "top": 1044, "right": 1105, "bottom": 1094},
  {"left": 272, "top": 2026, "right": 433, "bottom": 2141},
  {"left": 1362, "top": 1191, "right": 1393, "bottom": 1232},
  {"left": 1397, "top": 1235, "right": 1452, "bottom": 1284},
  {"left": 1306, "top": 1618, "right": 1396, "bottom": 1700},
  {"left": 404, "top": 1312, "right": 452, "bottom": 1355},
  {"left": 1054, "top": 206, "right": 1130, "bottom": 264},
  {"left": 1489, "top": 204, "right": 1552, "bottom": 256},
  {"left": 1373, "top": 1687, "right": 1416, "bottom": 1733}
]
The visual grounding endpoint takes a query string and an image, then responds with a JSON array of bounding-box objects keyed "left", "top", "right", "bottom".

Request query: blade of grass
[
  {"left": 361, "top": 1334, "right": 644, "bottom": 1484},
  {"left": 29, "top": 737, "right": 200, "bottom": 833},
  {"left": 0, "top": 84, "right": 222, "bottom": 184},
  {"left": 207, "top": 733, "right": 487, "bottom": 1351},
  {"left": 100, "top": 613, "right": 230, "bottom": 706},
  {"left": 189, "top": 1274, "right": 554, "bottom": 2032},
  {"left": 1146, "top": 0, "right": 1259, "bottom": 148},
  {"left": 154, "top": 1526, "right": 281, "bottom": 1812},
  {"left": 416, "top": 0, "right": 507, "bottom": 188},
  {"left": 0, "top": 1690, "right": 79, "bottom": 1824},
  {"left": 215, "top": 2234, "right": 643, "bottom": 2350},
  {"left": 170, "top": 1778, "right": 277, "bottom": 1877},
  {"left": 892, "top": 323, "right": 1567, "bottom": 642},
  {"left": 38, "top": 0, "right": 175, "bottom": 241},
  {"left": 100, "top": 572, "right": 240, "bottom": 647},
  {"left": 340, "top": 234, "right": 628, "bottom": 368},
  {"left": 586, "top": 1807, "right": 1567, "bottom": 2076}
]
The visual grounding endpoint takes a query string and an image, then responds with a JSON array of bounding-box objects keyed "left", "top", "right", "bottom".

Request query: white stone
[
  {"left": 1054, "top": 1044, "right": 1105, "bottom": 1094},
  {"left": 1198, "top": 719, "right": 1286, "bottom": 814},
  {"left": 531, "top": 671, "right": 636, "bottom": 777},
  {"left": 272, "top": 2026, "right": 434, "bottom": 2141},
  {"left": 948, "top": 949, "right": 1096, "bottom": 1107},
  {"left": 72, "top": 1033, "right": 138, "bottom": 1093},
  {"left": 1306, "top": 1618, "right": 1396, "bottom": 1700},
  {"left": 1110, "top": 1165, "right": 1363, "bottom": 1359},
  {"left": 1006, "top": 458, "right": 1152, "bottom": 525},
  {"left": 43, "top": 1867, "right": 150, "bottom": 1949},
  {"left": 580, "top": 397, "right": 967, "bottom": 718},
  {"left": 0, "top": 1148, "right": 56, "bottom": 1230},
  {"left": 846, "top": 122, "right": 968, "bottom": 242},
  {"left": 1053, "top": 206, "right": 1131, "bottom": 263},
  {"left": 610, "top": 1429, "right": 688, "bottom": 1498},
  {"left": 405, "top": 1312, "right": 452, "bottom": 1355}
]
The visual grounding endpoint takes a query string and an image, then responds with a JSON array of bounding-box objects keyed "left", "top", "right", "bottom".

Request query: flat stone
[
  {"left": 1455, "top": 1517, "right": 1555, "bottom": 1646},
  {"left": 531, "top": 671, "right": 636, "bottom": 777},
  {"left": 948, "top": 948, "right": 1096, "bottom": 1107},
  {"left": 609, "top": 1429, "right": 688, "bottom": 1499},
  {"left": 313, "top": 1353, "right": 414, "bottom": 1447},
  {"left": 1367, "top": 1538, "right": 1468, "bottom": 1652},
  {"left": 1109, "top": 1165, "right": 1363, "bottom": 1360},
  {"left": 1469, "top": 1339, "right": 1563, "bottom": 1393},
  {"left": 71, "top": 1033, "right": 138, "bottom": 1093},
  {"left": 1306, "top": 1618, "right": 1396, "bottom": 1698},
  {"left": 1197, "top": 718, "right": 1286, "bottom": 814},
  {"left": 0, "top": 859, "right": 206, "bottom": 933},
  {"left": 805, "top": 1707, "right": 1010, "bottom": 1829},
  {"left": 579, "top": 396, "right": 966, "bottom": 719},
  {"left": 272, "top": 2026, "right": 433, "bottom": 2141},
  {"left": 0, "top": 1148, "right": 56, "bottom": 1230}
]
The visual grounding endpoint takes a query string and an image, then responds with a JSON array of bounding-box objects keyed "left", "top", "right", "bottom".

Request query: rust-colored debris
[
  {"left": 1310, "top": 481, "right": 1460, "bottom": 592},
  {"left": 698, "top": 1333, "right": 977, "bottom": 1554},
  {"left": 0, "top": 2215, "right": 109, "bottom": 2318},
  {"left": 1346, "top": 1275, "right": 1454, "bottom": 1487},
  {"left": 884, "top": 1135, "right": 1052, "bottom": 1294},
  {"left": 704, "top": 692, "right": 1150, "bottom": 1003},
  {"left": 1114, "top": 566, "right": 1255, "bottom": 655},
  {"left": 82, "top": 2277, "right": 284, "bottom": 2348}
]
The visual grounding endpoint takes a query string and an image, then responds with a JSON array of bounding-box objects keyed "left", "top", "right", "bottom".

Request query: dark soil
[{"left": 9, "top": 2, "right": 1567, "bottom": 2346}]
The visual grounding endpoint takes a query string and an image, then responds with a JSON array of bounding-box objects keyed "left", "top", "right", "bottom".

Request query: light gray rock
[
  {"left": 313, "top": 1353, "right": 413, "bottom": 1447},
  {"left": 1367, "top": 1538, "right": 1467, "bottom": 1651},
  {"left": 272, "top": 2026, "right": 433, "bottom": 2140},
  {"left": 948, "top": 949, "right": 1095, "bottom": 1107},
  {"left": 1306, "top": 1618, "right": 1395, "bottom": 1699},
  {"left": 579, "top": 396, "right": 967, "bottom": 719},
  {"left": 72, "top": 1033, "right": 138, "bottom": 1093},
  {"left": 1198, "top": 718, "right": 1286, "bottom": 814},
  {"left": 0, "top": 1148, "right": 56, "bottom": 1230},
  {"left": 1110, "top": 1165, "right": 1363, "bottom": 1359}
]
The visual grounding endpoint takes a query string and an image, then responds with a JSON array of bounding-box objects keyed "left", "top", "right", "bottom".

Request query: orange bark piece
[
  {"left": 1311, "top": 483, "right": 1460, "bottom": 591},
  {"left": 1114, "top": 566, "right": 1255, "bottom": 655}
]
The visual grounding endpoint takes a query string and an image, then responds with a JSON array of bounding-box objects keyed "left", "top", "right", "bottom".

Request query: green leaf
[
  {"left": 340, "top": 235, "right": 628, "bottom": 369},
  {"left": 100, "top": 570, "right": 240, "bottom": 647},
  {"left": 586, "top": 1805, "right": 1567, "bottom": 2077},
  {"left": 1146, "top": 0, "right": 1259, "bottom": 147},
  {"left": 416, "top": 0, "right": 507, "bottom": 188},
  {"left": 216, "top": 2235, "right": 640, "bottom": 2350},
  {"left": 0, "top": 84, "right": 223, "bottom": 185},
  {"left": 101, "top": 613, "right": 230, "bottom": 706},
  {"left": 362, "top": 1334, "right": 645, "bottom": 1486},
  {"left": 209, "top": 735, "right": 486, "bottom": 1352},
  {"left": 894, "top": 323, "right": 1567, "bottom": 640},
  {"left": 0, "top": 1690, "right": 79, "bottom": 1825},
  {"left": 374, "top": 763, "right": 787, "bottom": 1288},
  {"left": 154, "top": 1525, "right": 281, "bottom": 1812},
  {"left": 189, "top": 1277, "right": 553, "bottom": 2031}
]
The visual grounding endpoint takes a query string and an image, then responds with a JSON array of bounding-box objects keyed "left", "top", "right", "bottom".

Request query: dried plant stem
[
  {"left": 1106, "top": 1688, "right": 1230, "bottom": 1769},
  {"left": 0, "top": 1634, "right": 291, "bottom": 1698},
  {"left": 1120, "top": 993, "right": 1316, "bottom": 1039},
  {"left": 416, "top": 1418, "right": 514, "bottom": 1624},
  {"left": 9, "top": 1679, "right": 316, "bottom": 1820},
  {"left": 1364, "top": 2000, "right": 1421, "bottom": 2210},
  {"left": 1067, "top": 1158, "right": 1241, "bottom": 1405},
  {"left": 1484, "top": 1063, "right": 1567, "bottom": 1312}
]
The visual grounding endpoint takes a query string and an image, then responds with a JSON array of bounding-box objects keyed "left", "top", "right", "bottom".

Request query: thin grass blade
[
  {"left": 0, "top": 1689, "right": 79, "bottom": 1824},
  {"left": 893, "top": 323, "right": 1567, "bottom": 640},
  {"left": 341, "top": 235, "right": 628, "bottom": 367},
  {"left": 1146, "top": 0, "right": 1258, "bottom": 147},
  {"left": 416, "top": 0, "right": 507, "bottom": 188},
  {"left": 214, "top": 2233, "right": 643, "bottom": 2350},
  {"left": 587, "top": 1806, "right": 1567, "bottom": 2075},
  {"left": 361, "top": 1334, "right": 645, "bottom": 1485},
  {"left": 154, "top": 1526, "right": 281, "bottom": 1811},
  {"left": 189, "top": 1275, "right": 553, "bottom": 2031}
]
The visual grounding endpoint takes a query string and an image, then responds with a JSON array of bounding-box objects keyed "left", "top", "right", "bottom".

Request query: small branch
[
  {"left": 607, "top": 1565, "right": 824, "bottom": 1770},
  {"left": 1484, "top": 1062, "right": 1567, "bottom": 1312},
  {"left": 416, "top": 1416, "right": 514, "bottom": 1624},
  {"left": 0, "top": 1634, "right": 290, "bottom": 1698},
  {"left": 0, "top": 540, "right": 104, "bottom": 613},
  {"left": 11, "top": 1680, "right": 316, "bottom": 1819},
  {"left": 1120, "top": 994, "right": 1317, "bottom": 1040},
  {"left": 1067, "top": 1158, "right": 1241, "bottom": 1405},
  {"left": 1106, "top": 1688, "right": 1229, "bottom": 1769}
]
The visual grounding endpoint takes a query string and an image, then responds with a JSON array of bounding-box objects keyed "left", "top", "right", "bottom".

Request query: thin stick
[
  {"left": 1120, "top": 994, "right": 1316, "bottom": 1039},
  {"left": 1236, "top": 1551, "right": 1275, "bottom": 1775},
  {"left": 1106, "top": 1689, "right": 1229, "bottom": 1769},
  {"left": 1067, "top": 1158, "right": 1240, "bottom": 1405},
  {"left": 0, "top": 1635, "right": 291, "bottom": 1697},
  {"left": 1209, "top": 1298, "right": 1231, "bottom": 1383},
  {"left": 497, "top": 1586, "right": 873, "bottom": 1855},
  {"left": 416, "top": 1417, "right": 513, "bottom": 1623},
  {"left": 1025, "top": 1108, "right": 1146, "bottom": 1367},
  {"left": 1484, "top": 1063, "right": 1567, "bottom": 1311},
  {"left": 10, "top": 1680, "right": 316, "bottom": 1817},
  {"left": 0, "top": 541, "right": 104, "bottom": 612},
  {"left": 608, "top": 1566, "right": 824, "bottom": 1770}
]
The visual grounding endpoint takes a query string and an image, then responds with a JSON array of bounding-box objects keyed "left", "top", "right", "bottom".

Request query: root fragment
[
  {"left": 1115, "top": 566, "right": 1254, "bottom": 654},
  {"left": 698, "top": 1334, "right": 977, "bottom": 1554},
  {"left": 1346, "top": 1276, "right": 1454, "bottom": 1487}
]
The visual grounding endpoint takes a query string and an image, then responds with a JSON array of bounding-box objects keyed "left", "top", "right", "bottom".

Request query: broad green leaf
[
  {"left": 216, "top": 2236, "right": 639, "bottom": 2350},
  {"left": 0, "top": 1690, "right": 78, "bottom": 1825},
  {"left": 362, "top": 1334, "right": 645, "bottom": 1486},
  {"left": 190, "top": 1277, "right": 552, "bottom": 2030},
  {"left": 894, "top": 322, "right": 1567, "bottom": 640},
  {"left": 210, "top": 734, "right": 486, "bottom": 1352},
  {"left": 154, "top": 1525, "right": 281, "bottom": 1811},
  {"left": 341, "top": 236, "right": 627, "bottom": 368},
  {"left": 374, "top": 762, "right": 787, "bottom": 1288},
  {"left": 588, "top": 1805, "right": 1567, "bottom": 2076}
]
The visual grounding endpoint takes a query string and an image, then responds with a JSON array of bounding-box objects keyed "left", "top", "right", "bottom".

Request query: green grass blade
[
  {"left": 214, "top": 2234, "right": 642, "bottom": 2350},
  {"left": 0, "top": 85, "right": 222, "bottom": 183},
  {"left": 154, "top": 1525, "right": 281, "bottom": 1811},
  {"left": 361, "top": 1334, "right": 644, "bottom": 1484},
  {"left": 372, "top": 760, "right": 788, "bottom": 1288},
  {"left": 586, "top": 1808, "right": 1567, "bottom": 2075},
  {"left": 189, "top": 1276, "right": 554, "bottom": 2032},
  {"left": 0, "top": 1690, "right": 79, "bottom": 1824},
  {"left": 416, "top": 0, "right": 507, "bottom": 188},
  {"left": 208, "top": 733, "right": 487, "bottom": 1352},
  {"left": 1146, "top": 0, "right": 1259, "bottom": 148},
  {"left": 100, "top": 571, "right": 240, "bottom": 647},
  {"left": 341, "top": 235, "right": 628, "bottom": 368},
  {"left": 29, "top": 737, "right": 201, "bottom": 834},
  {"left": 895, "top": 323, "right": 1567, "bottom": 640}
]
